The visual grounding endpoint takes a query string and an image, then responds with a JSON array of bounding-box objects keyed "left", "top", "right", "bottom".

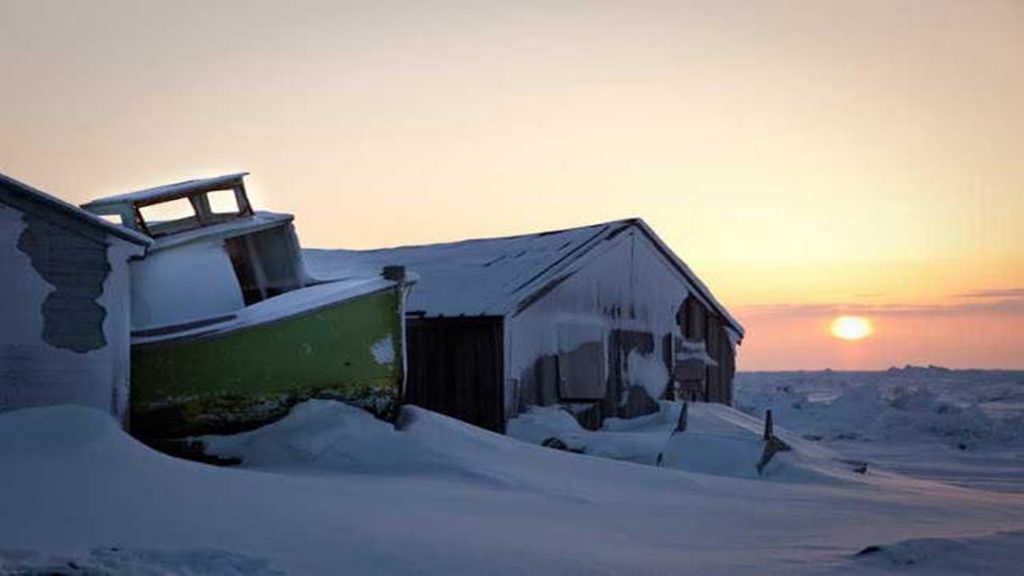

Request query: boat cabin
[
  {"left": 82, "top": 173, "right": 310, "bottom": 332},
  {"left": 81, "top": 173, "right": 409, "bottom": 439}
]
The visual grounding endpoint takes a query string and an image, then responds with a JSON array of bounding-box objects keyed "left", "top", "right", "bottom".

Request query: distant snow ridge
[
  {"left": 838, "top": 530, "right": 1024, "bottom": 575},
  {"left": 734, "top": 370, "right": 1024, "bottom": 492},
  {"left": 735, "top": 370, "right": 1024, "bottom": 448}
]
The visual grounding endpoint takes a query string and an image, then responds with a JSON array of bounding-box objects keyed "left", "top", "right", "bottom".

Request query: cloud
[
  {"left": 952, "top": 287, "right": 1024, "bottom": 299},
  {"left": 737, "top": 297, "right": 1024, "bottom": 319}
]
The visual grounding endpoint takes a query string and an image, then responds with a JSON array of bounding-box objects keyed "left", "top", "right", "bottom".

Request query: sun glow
[{"left": 830, "top": 316, "right": 874, "bottom": 341}]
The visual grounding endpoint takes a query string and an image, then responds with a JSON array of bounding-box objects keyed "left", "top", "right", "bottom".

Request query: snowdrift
[
  {"left": 508, "top": 401, "right": 859, "bottom": 482},
  {"left": 834, "top": 530, "right": 1024, "bottom": 575},
  {"left": 3, "top": 400, "right": 1023, "bottom": 575},
  {"left": 200, "top": 400, "right": 716, "bottom": 496}
]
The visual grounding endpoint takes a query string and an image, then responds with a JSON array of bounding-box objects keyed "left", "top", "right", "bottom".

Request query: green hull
[{"left": 130, "top": 287, "right": 403, "bottom": 438}]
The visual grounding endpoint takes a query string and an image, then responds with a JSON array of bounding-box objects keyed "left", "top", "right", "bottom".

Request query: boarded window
[
  {"left": 556, "top": 323, "right": 606, "bottom": 400},
  {"left": 686, "top": 298, "right": 707, "bottom": 341}
]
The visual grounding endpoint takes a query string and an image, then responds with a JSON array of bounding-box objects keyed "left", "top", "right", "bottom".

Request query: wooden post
[
  {"left": 756, "top": 409, "right": 790, "bottom": 475},
  {"left": 675, "top": 400, "right": 688, "bottom": 433}
]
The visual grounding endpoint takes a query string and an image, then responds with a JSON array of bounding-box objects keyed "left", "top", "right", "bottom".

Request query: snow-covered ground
[{"left": 2, "top": 369, "right": 1023, "bottom": 574}]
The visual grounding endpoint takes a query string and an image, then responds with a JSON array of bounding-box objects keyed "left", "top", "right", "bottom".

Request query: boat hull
[{"left": 130, "top": 287, "right": 403, "bottom": 438}]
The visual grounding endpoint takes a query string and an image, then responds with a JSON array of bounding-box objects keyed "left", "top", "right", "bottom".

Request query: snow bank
[
  {"left": 508, "top": 401, "right": 855, "bottom": 481},
  {"left": 660, "top": 403, "right": 854, "bottom": 482},
  {"left": 3, "top": 401, "right": 1023, "bottom": 575},
  {"left": 834, "top": 530, "right": 1024, "bottom": 575},
  {"left": 201, "top": 400, "right": 670, "bottom": 493},
  {"left": 0, "top": 547, "right": 282, "bottom": 575}
]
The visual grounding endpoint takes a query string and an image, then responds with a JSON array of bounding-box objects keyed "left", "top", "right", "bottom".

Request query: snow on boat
[{"left": 83, "top": 173, "right": 409, "bottom": 439}]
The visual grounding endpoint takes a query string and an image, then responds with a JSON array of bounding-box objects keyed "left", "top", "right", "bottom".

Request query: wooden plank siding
[{"left": 405, "top": 317, "right": 505, "bottom": 433}]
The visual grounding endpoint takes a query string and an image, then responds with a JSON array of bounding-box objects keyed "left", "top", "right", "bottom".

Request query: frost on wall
[{"left": 16, "top": 213, "right": 109, "bottom": 353}]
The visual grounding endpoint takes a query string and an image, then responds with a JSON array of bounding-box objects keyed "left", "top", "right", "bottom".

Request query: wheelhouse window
[
  {"left": 137, "top": 197, "right": 199, "bottom": 236},
  {"left": 206, "top": 188, "right": 244, "bottom": 216}
]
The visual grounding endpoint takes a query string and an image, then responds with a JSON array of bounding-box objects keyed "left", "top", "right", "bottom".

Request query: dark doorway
[{"left": 405, "top": 316, "right": 505, "bottom": 432}]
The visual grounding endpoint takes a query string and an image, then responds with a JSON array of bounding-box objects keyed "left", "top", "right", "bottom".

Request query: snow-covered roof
[
  {"left": 305, "top": 218, "right": 743, "bottom": 335},
  {"left": 0, "top": 172, "right": 152, "bottom": 246},
  {"left": 82, "top": 172, "right": 249, "bottom": 210}
]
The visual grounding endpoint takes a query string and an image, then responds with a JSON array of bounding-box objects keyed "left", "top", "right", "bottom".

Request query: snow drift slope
[
  {"left": 509, "top": 401, "right": 859, "bottom": 482},
  {"left": 2, "top": 404, "right": 1024, "bottom": 575}
]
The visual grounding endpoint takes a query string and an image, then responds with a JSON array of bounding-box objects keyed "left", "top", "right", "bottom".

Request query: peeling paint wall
[
  {"left": 17, "top": 211, "right": 110, "bottom": 352},
  {"left": 0, "top": 200, "right": 137, "bottom": 424}
]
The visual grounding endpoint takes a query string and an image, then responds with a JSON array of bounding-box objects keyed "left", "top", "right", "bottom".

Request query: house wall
[
  {"left": 505, "top": 227, "right": 730, "bottom": 425},
  {"left": 0, "top": 200, "right": 138, "bottom": 425}
]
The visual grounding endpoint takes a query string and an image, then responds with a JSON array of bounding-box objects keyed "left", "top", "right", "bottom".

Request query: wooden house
[
  {"left": 0, "top": 173, "right": 150, "bottom": 425},
  {"left": 307, "top": 218, "right": 743, "bottom": 432}
]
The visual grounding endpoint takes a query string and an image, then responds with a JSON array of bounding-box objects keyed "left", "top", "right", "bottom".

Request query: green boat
[{"left": 83, "top": 173, "right": 409, "bottom": 439}]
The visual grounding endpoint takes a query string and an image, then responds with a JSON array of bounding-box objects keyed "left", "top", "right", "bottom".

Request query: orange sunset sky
[{"left": 2, "top": 1, "right": 1022, "bottom": 369}]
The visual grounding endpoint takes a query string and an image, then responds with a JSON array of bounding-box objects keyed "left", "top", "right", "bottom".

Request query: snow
[
  {"left": 370, "top": 336, "right": 395, "bottom": 365},
  {"left": 831, "top": 531, "right": 1024, "bottom": 575},
  {"left": 304, "top": 219, "right": 741, "bottom": 334},
  {"left": 305, "top": 221, "right": 619, "bottom": 317},
  {"left": 626, "top": 349, "right": 671, "bottom": 401},
  {"left": 2, "top": 369, "right": 1024, "bottom": 574},
  {"left": 735, "top": 368, "right": 1024, "bottom": 493},
  {"left": 1, "top": 547, "right": 283, "bottom": 575},
  {"left": 133, "top": 278, "right": 396, "bottom": 345},
  {"left": 508, "top": 400, "right": 856, "bottom": 480}
]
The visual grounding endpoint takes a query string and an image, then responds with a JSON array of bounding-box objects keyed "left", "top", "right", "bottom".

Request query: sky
[{"left": 1, "top": 0, "right": 1022, "bottom": 369}]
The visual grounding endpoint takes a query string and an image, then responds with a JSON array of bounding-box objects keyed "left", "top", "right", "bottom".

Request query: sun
[{"left": 830, "top": 316, "right": 874, "bottom": 341}]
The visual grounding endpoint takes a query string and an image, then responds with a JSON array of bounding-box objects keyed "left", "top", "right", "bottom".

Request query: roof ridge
[
  {"left": 335, "top": 217, "right": 640, "bottom": 255},
  {"left": 0, "top": 172, "right": 152, "bottom": 246}
]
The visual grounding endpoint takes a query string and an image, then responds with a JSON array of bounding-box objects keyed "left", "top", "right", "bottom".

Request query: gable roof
[
  {"left": 81, "top": 172, "right": 248, "bottom": 211},
  {"left": 305, "top": 218, "right": 743, "bottom": 336},
  {"left": 0, "top": 172, "right": 152, "bottom": 247}
]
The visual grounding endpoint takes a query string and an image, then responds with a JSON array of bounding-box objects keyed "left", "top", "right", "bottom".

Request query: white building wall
[
  {"left": 504, "top": 228, "right": 696, "bottom": 418},
  {"left": 0, "top": 202, "right": 140, "bottom": 424}
]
